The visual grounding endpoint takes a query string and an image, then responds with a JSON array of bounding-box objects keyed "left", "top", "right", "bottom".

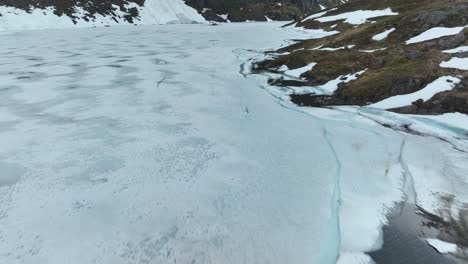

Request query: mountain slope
[
  {"left": 255, "top": 0, "right": 467, "bottom": 115},
  {"left": 0, "top": 0, "right": 205, "bottom": 30},
  {"left": 185, "top": 0, "right": 345, "bottom": 22}
]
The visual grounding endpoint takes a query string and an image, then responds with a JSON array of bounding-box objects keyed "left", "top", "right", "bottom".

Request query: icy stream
[{"left": 0, "top": 23, "right": 467, "bottom": 264}]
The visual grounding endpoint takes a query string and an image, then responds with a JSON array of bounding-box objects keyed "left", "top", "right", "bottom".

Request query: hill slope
[
  {"left": 185, "top": 0, "right": 344, "bottom": 22},
  {"left": 0, "top": 0, "right": 205, "bottom": 30},
  {"left": 255, "top": 0, "right": 468, "bottom": 115}
]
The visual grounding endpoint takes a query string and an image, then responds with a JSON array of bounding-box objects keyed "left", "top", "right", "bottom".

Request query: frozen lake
[{"left": 0, "top": 23, "right": 467, "bottom": 264}]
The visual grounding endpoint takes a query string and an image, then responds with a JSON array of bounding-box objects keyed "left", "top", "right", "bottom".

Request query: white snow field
[
  {"left": 284, "top": 63, "right": 317, "bottom": 78},
  {"left": 440, "top": 57, "right": 468, "bottom": 70},
  {"left": 443, "top": 45, "right": 468, "bottom": 53},
  {"left": 1, "top": 23, "right": 468, "bottom": 264},
  {"left": 426, "top": 239, "right": 458, "bottom": 254},
  {"left": 315, "top": 8, "right": 398, "bottom": 25},
  {"left": 372, "top": 28, "right": 395, "bottom": 41},
  {"left": 0, "top": 0, "right": 205, "bottom": 31},
  {"left": 369, "top": 76, "right": 461, "bottom": 109},
  {"left": 405, "top": 26, "right": 466, "bottom": 44}
]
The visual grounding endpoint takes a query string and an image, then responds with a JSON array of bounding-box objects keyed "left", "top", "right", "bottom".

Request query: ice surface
[
  {"left": 0, "top": 22, "right": 339, "bottom": 264},
  {"left": 413, "top": 112, "right": 468, "bottom": 132},
  {"left": 1, "top": 22, "right": 468, "bottom": 264}
]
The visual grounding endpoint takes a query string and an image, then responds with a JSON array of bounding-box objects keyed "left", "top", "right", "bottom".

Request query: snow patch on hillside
[
  {"left": 303, "top": 69, "right": 367, "bottom": 94},
  {"left": 337, "top": 252, "right": 375, "bottom": 264},
  {"left": 315, "top": 8, "right": 398, "bottom": 25},
  {"left": 406, "top": 26, "right": 466, "bottom": 44},
  {"left": 372, "top": 28, "right": 395, "bottom": 41},
  {"left": 440, "top": 57, "right": 468, "bottom": 70},
  {"left": 284, "top": 63, "right": 317, "bottom": 78},
  {"left": 369, "top": 76, "right": 461, "bottom": 109},
  {"left": 303, "top": 8, "right": 337, "bottom": 21},
  {"left": 443, "top": 45, "right": 468, "bottom": 53},
  {"left": 426, "top": 239, "right": 458, "bottom": 254}
]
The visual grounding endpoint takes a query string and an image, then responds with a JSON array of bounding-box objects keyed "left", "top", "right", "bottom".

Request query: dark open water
[{"left": 368, "top": 203, "right": 464, "bottom": 264}]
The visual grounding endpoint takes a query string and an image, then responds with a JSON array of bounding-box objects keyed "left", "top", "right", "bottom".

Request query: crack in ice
[
  {"left": 398, "top": 138, "right": 417, "bottom": 204},
  {"left": 322, "top": 128, "right": 342, "bottom": 264}
]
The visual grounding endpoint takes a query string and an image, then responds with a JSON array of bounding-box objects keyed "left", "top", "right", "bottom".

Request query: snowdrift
[{"left": 0, "top": 0, "right": 206, "bottom": 31}]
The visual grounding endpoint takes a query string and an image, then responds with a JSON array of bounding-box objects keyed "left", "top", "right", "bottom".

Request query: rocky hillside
[
  {"left": 0, "top": 0, "right": 346, "bottom": 29},
  {"left": 0, "top": 0, "right": 144, "bottom": 23},
  {"left": 0, "top": 0, "right": 205, "bottom": 30},
  {"left": 255, "top": 0, "right": 468, "bottom": 115},
  {"left": 185, "top": 0, "right": 344, "bottom": 22}
]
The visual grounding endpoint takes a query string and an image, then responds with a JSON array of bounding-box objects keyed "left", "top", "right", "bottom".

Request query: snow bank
[
  {"left": 440, "top": 57, "right": 468, "bottom": 70},
  {"left": 369, "top": 76, "right": 461, "bottom": 109},
  {"left": 284, "top": 63, "right": 317, "bottom": 78},
  {"left": 318, "top": 45, "right": 356, "bottom": 51},
  {"left": 406, "top": 26, "right": 466, "bottom": 44},
  {"left": 315, "top": 8, "right": 398, "bottom": 25},
  {"left": 358, "top": 48, "right": 387, "bottom": 53},
  {"left": 372, "top": 28, "right": 395, "bottom": 41},
  {"left": 426, "top": 239, "right": 458, "bottom": 254},
  {"left": 0, "top": 0, "right": 205, "bottom": 31},
  {"left": 284, "top": 26, "right": 340, "bottom": 38},
  {"left": 443, "top": 45, "right": 468, "bottom": 53},
  {"left": 303, "top": 8, "right": 337, "bottom": 21},
  {"left": 337, "top": 252, "right": 375, "bottom": 264},
  {"left": 317, "top": 69, "right": 367, "bottom": 94},
  {"left": 0, "top": 22, "right": 352, "bottom": 264}
]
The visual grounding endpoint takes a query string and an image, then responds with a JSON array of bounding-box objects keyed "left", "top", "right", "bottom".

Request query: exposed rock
[
  {"left": 438, "top": 31, "right": 466, "bottom": 50},
  {"left": 391, "top": 89, "right": 468, "bottom": 115},
  {"left": 290, "top": 94, "right": 349, "bottom": 107},
  {"left": 405, "top": 51, "right": 424, "bottom": 60},
  {"left": 414, "top": 11, "right": 449, "bottom": 31}
]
